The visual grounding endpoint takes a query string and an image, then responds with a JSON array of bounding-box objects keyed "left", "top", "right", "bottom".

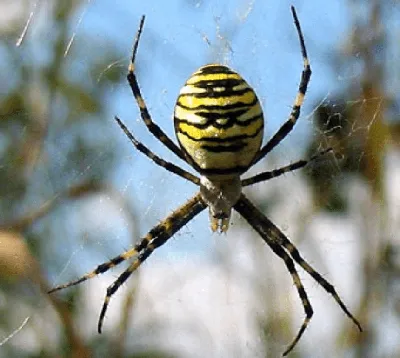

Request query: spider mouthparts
[{"left": 210, "top": 214, "right": 230, "bottom": 233}]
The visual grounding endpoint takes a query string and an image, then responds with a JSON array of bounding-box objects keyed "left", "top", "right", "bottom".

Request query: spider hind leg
[
  {"left": 252, "top": 6, "right": 312, "bottom": 165},
  {"left": 126, "top": 15, "right": 187, "bottom": 162}
]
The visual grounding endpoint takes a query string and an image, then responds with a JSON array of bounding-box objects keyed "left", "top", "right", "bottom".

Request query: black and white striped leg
[
  {"left": 127, "top": 16, "right": 187, "bottom": 162},
  {"left": 234, "top": 194, "right": 313, "bottom": 356},
  {"left": 48, "top": 235, "right": 152, "bottom": 294},
  {"left": 252, "top": 6, "right": 311, "bottom": 165},
  {"left": 97, "top": 193, "right": 207, "bottom": 333},
  {"left": 234, "top": 194, "right": 362, "bottom": 355},
  {"left": 242, "top": 148, "right": 332, "bottom": 187},
  {"left": 115, "top": 116, "right": 199, "bottom": 185}
]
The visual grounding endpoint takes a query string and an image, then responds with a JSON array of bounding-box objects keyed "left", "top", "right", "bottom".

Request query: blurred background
[{"left": 0, "top": 0, "right": 399, "bottom": 357}]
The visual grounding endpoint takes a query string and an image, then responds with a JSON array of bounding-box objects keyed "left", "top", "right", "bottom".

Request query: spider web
[{"left": 1, "top": 0, "right": 399, "bottom": 357}]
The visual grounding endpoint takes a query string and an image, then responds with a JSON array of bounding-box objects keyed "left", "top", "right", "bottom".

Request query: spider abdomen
[{"left": 174, "top": 64, "right": 264, "bottom": 176}]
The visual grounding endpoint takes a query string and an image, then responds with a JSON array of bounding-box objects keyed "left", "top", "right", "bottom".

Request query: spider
[{"left": 49, "top": 6, "right": 362, "bottom": 356}]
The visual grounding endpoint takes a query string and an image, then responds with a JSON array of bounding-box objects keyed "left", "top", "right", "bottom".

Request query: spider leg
[
  {"left": 127, "top": 16, "right": 187, "bottom": 163},
  {"left": 267, "top": 242, "right": 313, "bottom": 356},
  {"left": 252, "top": 6, "right": 311, "bottom": 166},
  {"left": 48, "top": 240, "right": 148, "bottom": 294},
  {"left": 48, "top": 193, "right": 205, "bottom": 296},
  {"left": 279, "top": 236, "right": 363, "bottom": 332},
  {"left": 115, "top": 116, "right": 199, "bottom": 185},
  {"left": 234, "top": 194, "right": 313, "bottom": 355},
  {"left": 97, "top": 192, "right": 207, "bottom": 333},
  {"left": 242, "top": 148, "right": 332, "bottom": 187},
  {"left": 234, "top": 194, "right": 362, "bottom": 354}
]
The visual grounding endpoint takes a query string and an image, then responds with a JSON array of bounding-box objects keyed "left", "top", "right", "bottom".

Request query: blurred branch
[
  {"left": 0, "top": 230, "right": 91, "bottom": 357},
  {"left": 0, "top": 180, "right": 105, "bottom": 231}
]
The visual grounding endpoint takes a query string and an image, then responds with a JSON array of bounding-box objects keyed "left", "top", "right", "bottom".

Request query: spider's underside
[{"left": 49, "top": 6, "right": 362, "bottom": 356}]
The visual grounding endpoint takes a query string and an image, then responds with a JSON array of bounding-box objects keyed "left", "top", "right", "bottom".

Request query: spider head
[{"left": 200, "top": 175, "right": 241, "bottom": 233}]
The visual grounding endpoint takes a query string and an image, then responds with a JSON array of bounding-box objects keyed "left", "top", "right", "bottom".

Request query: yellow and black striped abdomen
[{"left": 174, "top": 64, "right": 264, "bottom": 176}]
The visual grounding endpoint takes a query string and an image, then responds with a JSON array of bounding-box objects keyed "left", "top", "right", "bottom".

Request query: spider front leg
[
  {"left": 252, "top": 6, "right": 311, "bottom": 165},
  {"left": 266, "top": 242, "right": 313, "bottom": 356},
  {"left": 279, "top": 237, "right": 363, "bottom": 332},
  {"left": 48, "top": 237, "right": 150, "bottom": 294},
  {"left": 49, "top": 193, "right": 207, "bottom": 333},
  {"left": 234, "top": 194, "right": 362, "bottom": 355},
  {"left": 234, "top": 195, "right": 313, "bottom": 356},
  {"left": 96, "top": 193, "right": 206, "bottom": 333}
]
